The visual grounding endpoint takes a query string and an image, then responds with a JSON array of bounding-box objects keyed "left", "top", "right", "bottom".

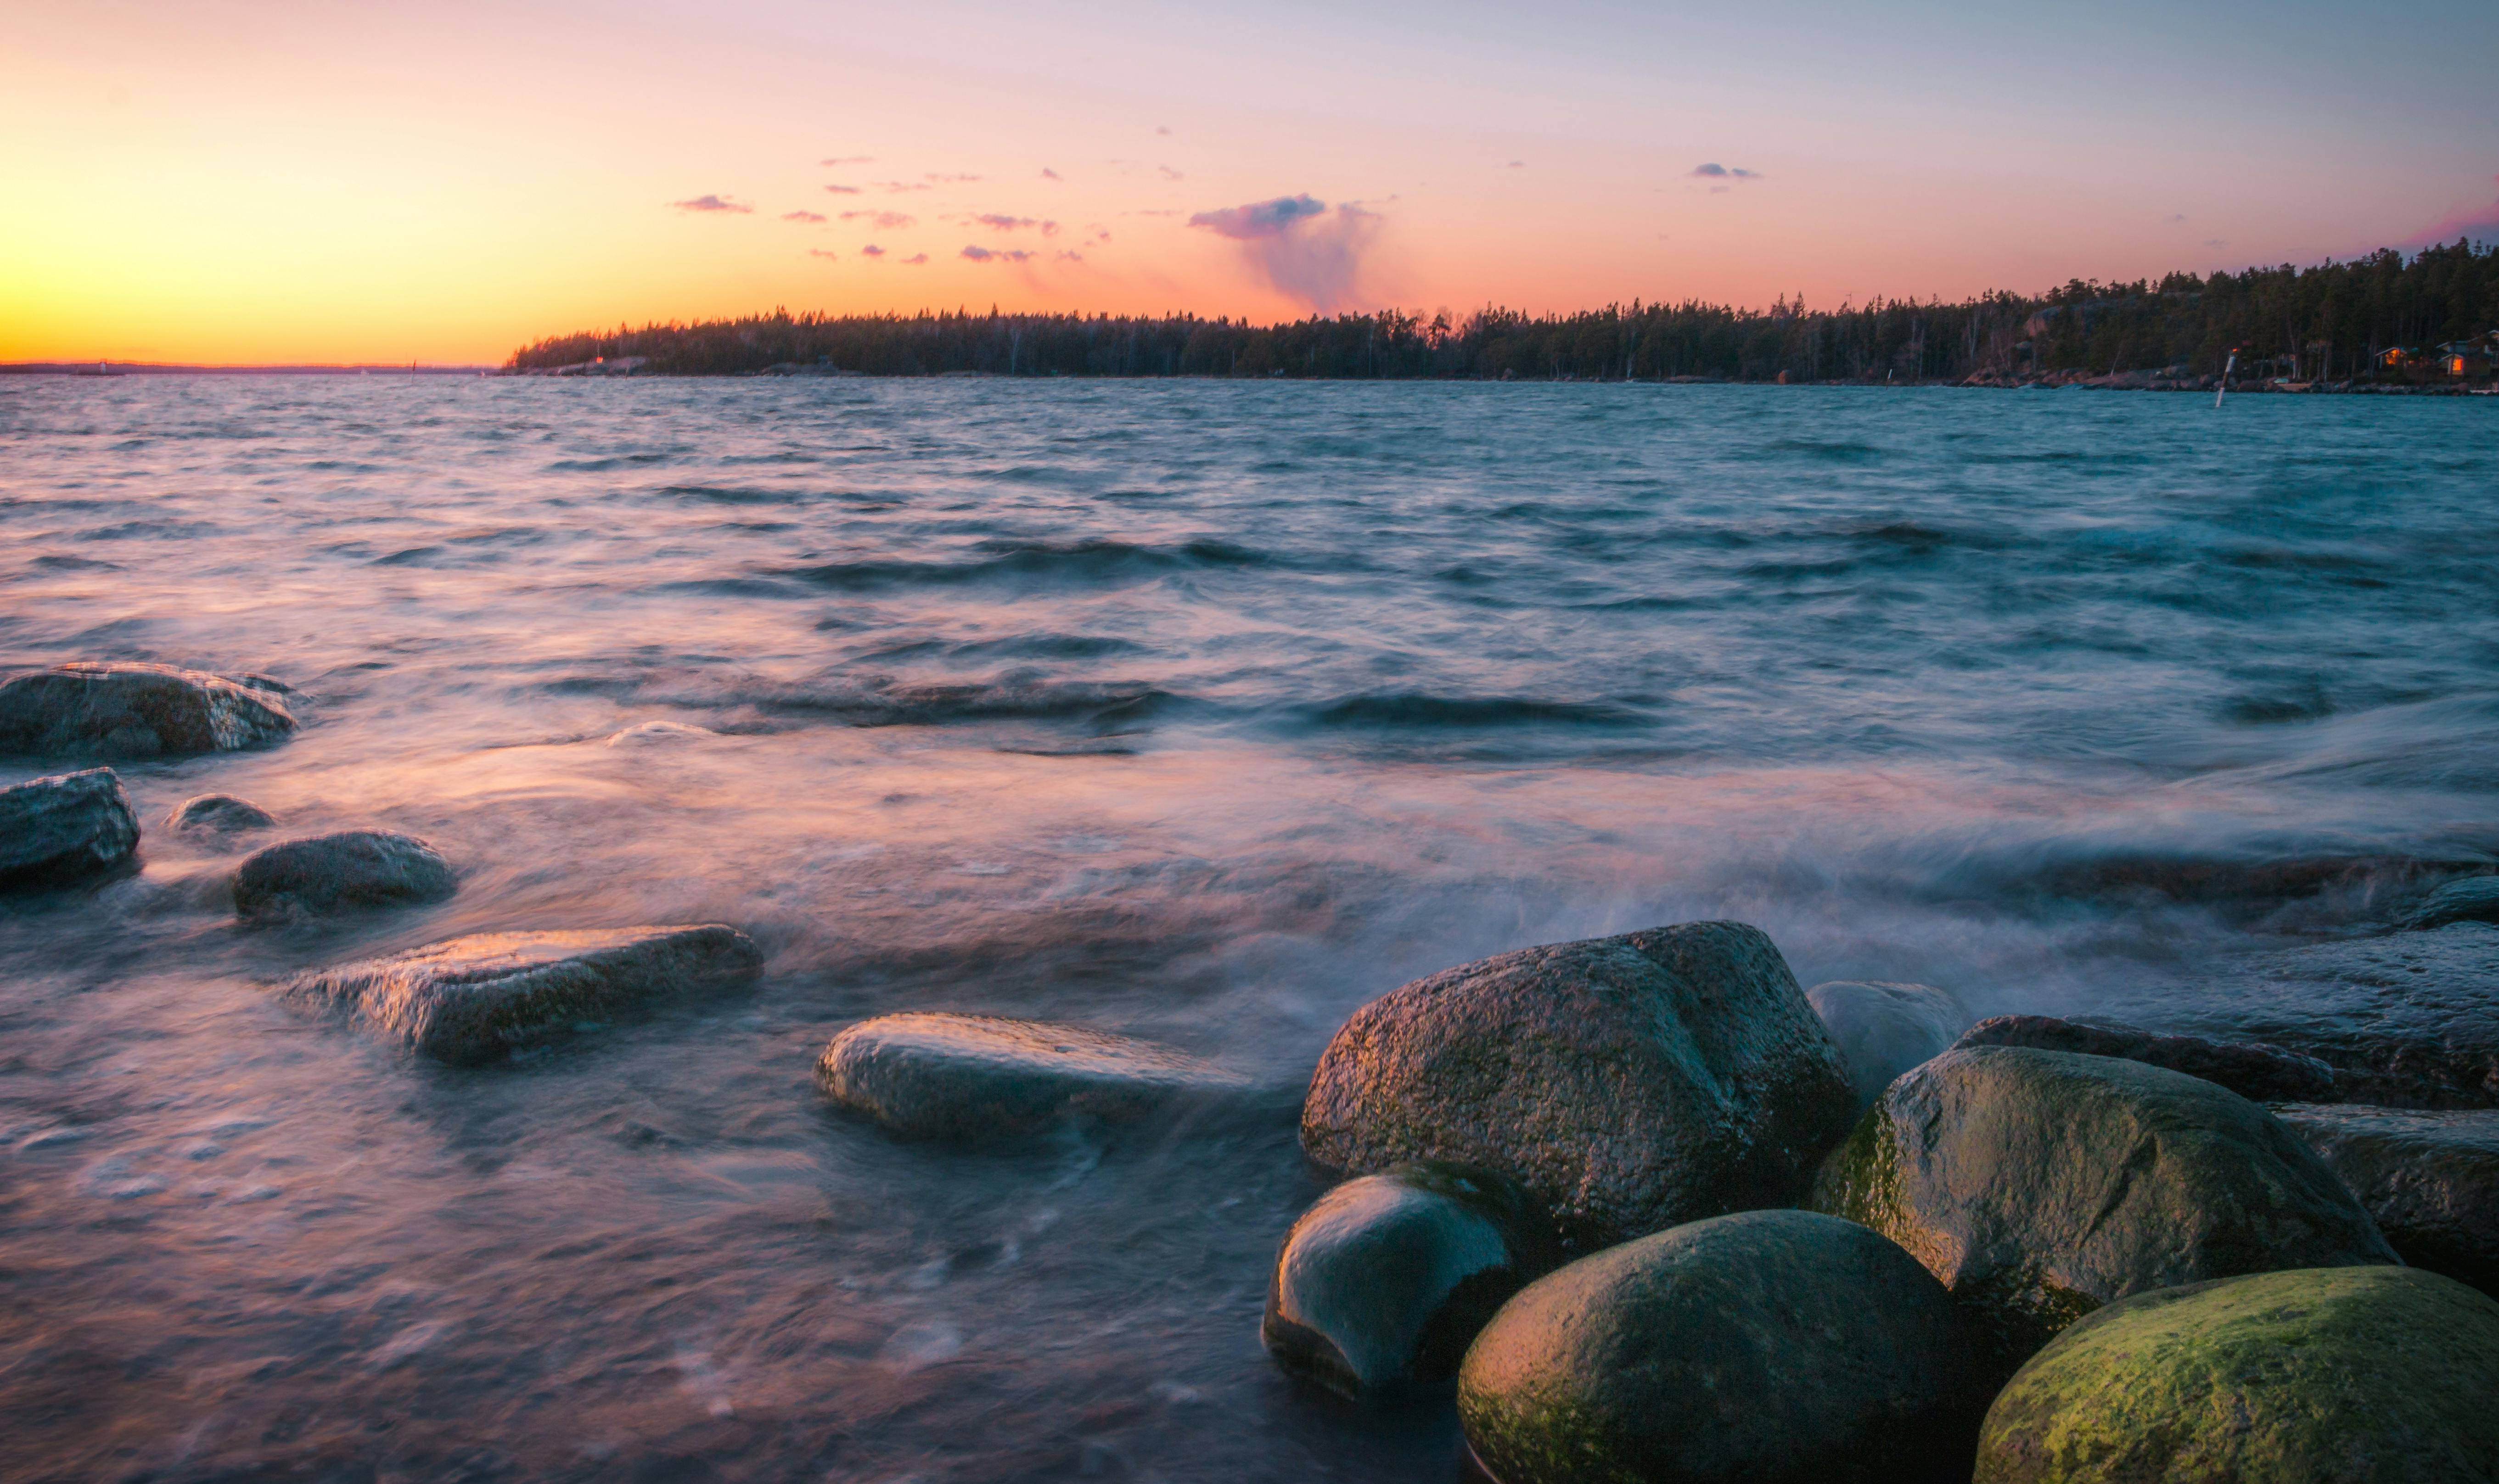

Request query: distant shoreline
[{"left": 0, "top": 363, "right": 493, "bottom": 377}]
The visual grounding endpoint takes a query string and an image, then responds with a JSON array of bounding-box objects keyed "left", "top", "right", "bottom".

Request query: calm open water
[{"left": 2, "top": 377, "right": 2494, "bottom": 1482}]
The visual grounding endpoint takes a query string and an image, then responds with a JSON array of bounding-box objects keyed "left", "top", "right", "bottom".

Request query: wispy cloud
[
  {"left": 876, "top": 181, "right": 933, "bottom": 194},
  {"left": 960, "top": 245, "right": 1033, "bottom": 263},
  {"left": 820, "top": 156, "right": 872, "bottom": 166},
  {"left": 2164, "top": 213, "right": 2188, "bottom": 224},
  {"left": 1057, "top": 250, "right": 1084, "bottom": 262},
  {"left": 901, "top": 253, "right": 928, "bottom": 264},
  {"left": 973, "top": 213, "right": 1038, "bottom": 231},
  {"left": 1188, "top": 193, "right": 1328, "bottom": 240},
  {"left": 861, "top": 244, "right": 886, "bottom": 257},
  {"left": 670, "top": 194, "right": 752, "bottom": 213},
  {"left": 1158, "top": 165, "right": 1184, "bottom": 181},
  {"left": 926, "top": 172, "right": 982, "bottom": 183},
  {"left": 1041, "top": 168, "right": 1062, "bottom": 180},
  {"left": 841, "top": 210, "right": 915, "bottom": 229},
  {"left": 782, "top": 210, "right": 827, "bottom": 223},
  {"left": 1190, "top": 193, "right": 1379, "bottom": 311},
  {"left": 1156, "top": 125, "right": 1171, "bottom": 135},
  {"left": 1506, "top": 159, "right": 1526, "bottom": 168},
  {"left": 2396, "top": 174, "right": 2499, "bottom": 252},
  {"left": 825, "top": 184, "right": 862, "bottom": 195},
  {"left": 809, "top": 248, "right": 838, "bottom": 260},
  {"left": 1689, "top": 162, "right": 1763, "bottom": 180}
]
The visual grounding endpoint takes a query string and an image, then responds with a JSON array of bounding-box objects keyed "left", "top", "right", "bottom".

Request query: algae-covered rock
[
  {"left": 1954, "top": 1013, "right": 2337, "bottom": 1103},
  {"left": 817, "top": 1013, "right": 1249, "bottom": 1141},
  {"left": 1811, "top": 1045, "right": 2394, "bottom": 1376},
  {"left": 233, "top": 830, "right": 456, "bottom": 920},
  {"left": 2405, "top": 874, "right": 2499, "bottom": 931},
  {"left": 166, "top": 793, "right": 276, "bottom": 838},
  {"left": 2274, "top": 1102, "right": 2499, "bottom": 1297},
  {"left": 1303, "top": 921, "right": 1855, "bottom": 1247},
  {"left": 0, "top": 767, "right": 139, "bottom": 889},
  {"left": 0, "top": 661, "right": 295, "bottom": 757},
  {"left": 1975, "top": 1266, "right": 2499, "bottom": 1484},
  {"left": 1263, "top": 1163, "right": 1553, "bottom": 1401},
  {"left": 286, "top": 924, "right": 764, "bottom": 1063},
  {"left": 1808, "top": 980, "right": 1973, "bottom": 1111},
  {"left": 1458, "top": 1209, "right": 1982, "bottom": 1484}
]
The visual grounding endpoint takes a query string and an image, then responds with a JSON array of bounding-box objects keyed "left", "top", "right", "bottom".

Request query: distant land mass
[{"left": 511, "top": 241, "right": 2498, "bottom": 388}]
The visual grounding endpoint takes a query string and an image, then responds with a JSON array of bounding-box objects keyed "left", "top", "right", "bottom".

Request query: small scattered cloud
[
  {"left": 1056, "top": 250, "right": 1084, "bottom": 262},
  {"left": 809, "top": 248, "right": 838, "bottom": 260},
  {"left": 2203, "top": 238, "right": 2229, "bottom": 247},
  {"left": 1190, "top": 193, "right": 1379, "bottom": 311},
  {"left": 820, "top": 156, "right": 872, "bottom": 166},
  {"left": 973, "top": 213, "right": 1039, "bottom": 231},
  {"left": 876, "top": 180, "right": 933, "bottom": 193},
  {"left": 782, "top": 210, "right": 827, "bottom": 223},
  {"left": 1506, "top": 160, "right": 1525, "bottom": 168},
  {"left": 901, "top": 253, "right": 929, "bottom": 264},
  {"left": 841, "top": 210, "right": 915, "bottom": 229},
  {"left": 1158, "top": 165, "right": 1184, "bottom": 181},
  {"left": 825, "top": 184, "right": 862, "bottom": 195},
  {"left": 861, "top": 244, "right": 886, "bottom": 257},
  {"left": 960, "top": 245, "right": 1034, "bottom": 263},
  {"left": 1041, "top": 168, "right": 1062, "bottom": 180},
  {"left": 1689, "top": 163, "right": 1762, "bottom": 180},
  {"left": 1189, "top": 193, "right": 1328, "bottom": 240},
  {"left": 2164, "top": 213, "right": 2188, "bottom": 224},
  {"left": 670, "top": 194, "right": 752, "bottom": 213},
  {"left": 926, "top": 172, "right": 982, "bottom": 183},
  {"left": 1156, "top": 125, "right": 1171, "bottom": 135}
]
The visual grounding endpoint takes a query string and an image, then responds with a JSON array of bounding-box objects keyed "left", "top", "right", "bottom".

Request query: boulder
[
  {"left": 1808, "top": 980, "right": 1973, "bottom": 1111},
  {"left": 1263, "top": 1163, "right": 1553, "bottom": 1401},
  {"left": 2274, "top": 1103, "right": 2499, "bottom": 1296},
  {"left": 285, "top": 925, "right": 764, "bottom": 1063},
  {"left": 233, "top": 830, "right": 456, "bottom": 919},
  {"left": 166, "top": 793, "right": 276, "bottom": 837},
  {"left": 2096, "top": 923, "right": 2499, "bottom": 1108},
  {"left": 1954, "top": 1013, "right": 2337, "bottom": 1103},
  {"left": 2406, "top": 874, "right": 2499, "bottom": 930},
  {"left": 1457, "top": 1209, "right": 1982, "bottom": 1484},
  {"left": 1975, "top": 1267, "right": 2499, "bottom": 1483},
  {"left": 817, "top": 1013, "right": 1249, "bottom": 1141},
  {"left": 1302, "top": 922, "right": 1855, "bottom": 1247},
  {"left": 0, "top": 768, "right": 139, "bottom": 889},
  {"left": 0, "top": 661, "right": 294, "bottom": 757},
  {"left": 1812, "top": 1045, "right": 2395, "bottom": 1377}
]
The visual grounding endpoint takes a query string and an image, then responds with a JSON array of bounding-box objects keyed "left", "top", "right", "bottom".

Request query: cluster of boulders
[{"left": 0, "top": 661, "right": 763, "bottom": 1058}]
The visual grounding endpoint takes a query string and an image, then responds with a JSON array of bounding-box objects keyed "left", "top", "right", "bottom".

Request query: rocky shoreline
[{"left": 6, "top": 656, "right": 2498, "bottom": 1481}]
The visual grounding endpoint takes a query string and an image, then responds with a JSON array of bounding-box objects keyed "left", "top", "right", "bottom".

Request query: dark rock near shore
[
  {"left": 1808, "top": 980, "right": 1973, "bottom": 1111},
  {"left": 1954, "top": 1013, "right": 2338, "bottom": 1103},
  {"left": 1975, "top": 1268, "right": 2499, "bottom": 1484},
  {"left": 1813, "top": 1045, "right": 2395, "bottom": 1378},
  {"left": 0, "top": 768, "right": 140, "bottom": 890},
  {"left": 2406, "top": 874, "right": 2499, "bottom": 930},
  {"left": 1263, "top": 1163, "right": 1553, "bottom": 1401},
  {"left": 1458, "top": 1209, "right": 1982, "bottom": 1484},
  {"left": 233, "top": 830, "right": 456, "bottom": 920},
  {"left": 817, "top": 1013, "right": 1251, "bottom": 1141},
  {"left": 2099, "top": 922, "right": 2499, "bottom": 1108},
  {"left": 166, "top": 794, "right": 276, "bottom": 838},
  {"left": 286, "top": 925, "right": 765, "bottom": 1063},
  {"left": 1302, "top": 921, "right": 1855, "bottom": 1248},
  {"left": 2274, "top": 1102, "right": 2499, "bottom": 1297},
  {"left": 0, "top": 661, "right": 295, "bottom": 758}
]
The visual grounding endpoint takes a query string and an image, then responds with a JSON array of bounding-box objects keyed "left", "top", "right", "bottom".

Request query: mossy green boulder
[
  {"left": 1812, "top": 1045, "right": 2394, "bottom": 1377},
  {"left": 1977, "top": 1266, "right": 2499, "bottom": 1483},
  {"left": 1457, "top": 1209, "right": 1982, "bottom": 1484}
]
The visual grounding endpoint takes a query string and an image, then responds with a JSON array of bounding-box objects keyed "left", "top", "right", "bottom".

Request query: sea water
[{"left": 1, "top": 376, "right": 2493, "bottom": 1480}]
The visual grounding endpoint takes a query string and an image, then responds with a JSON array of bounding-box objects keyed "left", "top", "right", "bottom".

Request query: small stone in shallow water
[
  {"left": 816, "top": 1013, "right": 1249, "bottom": 1142},
  {"left": 604, "top": 720, "right": 714, "bottom": 746},
  {"left": 2272, "top": 1103, "right": 2499, "bottom": 1297},
  {"left": 1263, "top": 1163, "right": 1553, "bottom": 1400},
  {"left": 2405, "top": 874, "right": 2499, "bottom": 930},
  {"left": 233, "top": 830, "right": 456, "bottom": 920},
  {"left": 1808, "top": 980, "right": 1972, "bottom": 1112},
  {"left": 0, "top": 768, "right": 140, "bottom": 890},
  {"left": 1953, "top": 1013, "right": 2338, "bottom": 1103},
  {"left": 0, "top": 661, "right": 295, "bottom": 757},
  {"left": 285, "top": 924, "right": 765, "bottom": 1063},
  {"left": 165, "top": 793, "right": 276, "bottom": 837}
]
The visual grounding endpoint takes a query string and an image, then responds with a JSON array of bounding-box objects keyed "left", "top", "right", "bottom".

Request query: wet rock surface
[
  {"left": 817, "top": 1012, "right": 1252, "bottom": 1141},
  {"left": 1954, "top": 1013, "right": 2337, "bottom": 1103},
  {"left": 1975, "top": 1267, "right": 2499, "bottom": 1484},
  {"left": 2100, "top": 922, "right": 2499, "bottom": 1108},
  {"left": 285, "top": 925, "right": 765, "bottom": 1063},
  {"left": 1458, "top": 1209, "right": 1981, "bottom": 1484},
  {"left": 2406, "top": 874, "right": 2499, "bottom": 930},
  {"left": 1808, "top": 980, "right": 1973, "bottom": 1111},
  {"left": 1262, "top": 1163, "right": 1553, "bottom": 1402},
  {"left": 0, "top": 661, "right": 295, "bottom": 758},
  {"left": 165, "top": 793, "right": 277, "bottom": 838},
  {"left": 0, "top": 768, "right": 140, "bottom": 890},
  {"left": 2273, "top": 1102, "right": 2499, "bottom": 1296},
  {"left": 1812, "top": 1045, "right": 2395, "bottom": 1378},
  {"left": 1301, "top": 921, "right": 1855, "bottom": 1247},
  {"left": 233, "top": 830, "right": 457, "bottom": 920}
]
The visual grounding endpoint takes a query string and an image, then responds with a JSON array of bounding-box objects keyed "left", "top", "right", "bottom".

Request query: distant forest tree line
[{"left": 508, "top": 239, "right": 2499, "bottom": 383}]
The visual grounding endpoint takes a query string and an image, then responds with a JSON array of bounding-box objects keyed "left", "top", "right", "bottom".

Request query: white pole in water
[{"left": 2215, "top": 349, "right": 2237, "bottom": 408}]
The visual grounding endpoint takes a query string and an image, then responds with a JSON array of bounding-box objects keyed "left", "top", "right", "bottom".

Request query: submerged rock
[
  {"left": 1458, "top": 1209, "right": 1981, "bottom": 1484},
  {"left": 0, "top": 661, "right": 295, "bottom": 757},
  {"left": 166, "top": 793, "right": 276, "bottom": 837},
  {"left": 233, "top": 830, "right": 456, "bottom": 920},
  {"left": 1808, "top": 980, "right": 1973, "bottom": 1111},
  {"left": 1953, "top": 1013, "right": 2337, "bottom": 1103},
  {"left": 2099, "top": 922, "right": 2499, "bottom": 1108},
  {"left": 286, "top": 925, "right": 765, "bottom": 1063},
  {"left": 1975, "top": 1268, "right": 2499, "bottom": 1484},
  {"left": 817, "top": 1013, "right": 1250, "bottom": 1141},
  {"left": 2274, "top": 1103, "right": 2499, "bottom": 1296},
  {"left": 2406, "top": 874, "right": 2499, "bottom": 930},
  {"left": 0, "top": 768, "right": 139, "bottom": 889},
  {"left": 1812, "top": 1045, "right": 2394, "bottom": 1378},
  {"left": 1263, "top": 1163, "right": 1552, "bottom": 1401},
  {"left": 1302, "top": 921, "right": 1854, "bottom": 1247}
]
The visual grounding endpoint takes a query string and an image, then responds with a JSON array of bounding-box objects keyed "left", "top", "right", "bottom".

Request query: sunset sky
[{"left": 6, "top": 0, "right": 2495, "bottom": 366}]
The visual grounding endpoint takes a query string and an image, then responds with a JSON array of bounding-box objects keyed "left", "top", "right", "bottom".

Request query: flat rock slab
[
  {"left": 0, "top": 767, "right": 139, "bottom": 889},
  {"left": 817, "top": 1013, "right": 1250, "bottom": 1141},
  {"left": 2101, "top": 923, "right": 2499, "bottom": 1108},
  {"left": 0, "top": 661, "right": 295, "bottom": 758},
  {"left": 234, "top": 830, "right": 457, "bottom": 919},
  {"left": 1954, "top": 1014, "right": 2337, "bottom": 1103},
  {"left": 286, "top": 925, "right": 765, "bottom": 1063},
  {"left": 2273, "top": 1103, "right": 2499, "bottom": 1297}
]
